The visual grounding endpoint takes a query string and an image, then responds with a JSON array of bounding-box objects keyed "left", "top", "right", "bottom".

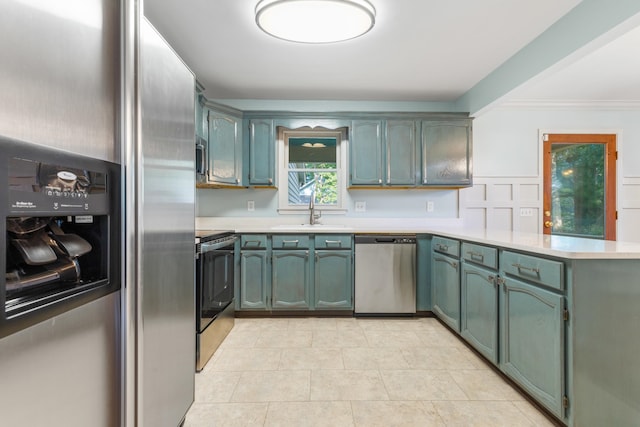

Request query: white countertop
[{"left": 196, "top": 217, "right": 640, "bottom": 259}]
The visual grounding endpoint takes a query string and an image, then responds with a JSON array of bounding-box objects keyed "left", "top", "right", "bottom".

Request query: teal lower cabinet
[
  {"left": 460, "top": 262, "right": 498, "bottom": 364},
  {"left": 499, "top": 276, "right": 565, "bottom": 419},
  {"left": 239, "top": 250, "right": 270, "bottom": 309},
  {"left": 314, "top": 250, "right": 353, "bottom": 309},
  {"left": 431, "top": 237, "right": 461, "bottom": 331},
  {"left": 272, "top": 250, "right": 311, "bottom": 309}
]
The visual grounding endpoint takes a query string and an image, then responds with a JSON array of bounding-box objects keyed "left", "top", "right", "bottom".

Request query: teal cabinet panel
[
  {"left": 461, "top": 242, "right": 497, "bottom": 270},
  {"left": 240, "top": 234, "right": 268, "bottom": 249},
  {"left": 248, "top": 119, "right": 275, "bottom": 186},
  {"left": 350, "top": 120, "right": 383, "bottom": 185},
  {"left": 500, "top": 276, "right": 565, "bottom": 419},
  {"left": 240, "top": 251, "right": 270, "bottom": 310},
  {"left": 314, "top": 234, "right": 352, "bottom": 249},
  {"left": 314, "top": 250, "right": 353, "bottom": 309},
  {"left": 421, "top": 120, "right": 472, "bottom": 186},
  {"left": 431, "top": 248, "right": 460, "bottom": 331},
  {"left": 272, "top": 235, "right": 310, "bottom": 249},
  {"left": 272, "top": 250, "right": 311, "bottom": 309},
  {"left": 432, "top": 236, "right": 460, "bottom": 257},
  {"left": 502, "top": 250, "right": 564, "bottom": 291},
  {"left": 208, "top": 111, "right": 242, "bottom": 185},
  {"left": 461, "top": 262, "right": 498, "bottom": 363},
  {"left": 385, "top": 120, "right": 418, "bottom": 186}
]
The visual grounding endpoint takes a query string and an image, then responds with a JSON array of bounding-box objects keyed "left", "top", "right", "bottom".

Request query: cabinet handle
[
  {"left": 378, "top": 178, "right": 382, "bottom": 184},
  {"left": 243, "top": 240, "right": 262, "bottom": 247},
  {"left": 488, "top": 275, "right": 495, "bottom": 283},
  {"left": 324, "top": 240, "right": 342, "bottom": 247},
  {"left": 512, "top": 263, "right": 540, "bottom": 274},
  {"left": 268, "top": 178, "right": 273, "bottom": 185},
  {"left": 467, "top": 251, "right": 484, "bottom": 262},
  {"left": 438, "top": 244, "right": 449, "bottom": 252},
  {"left": 282, "top": 240, "right": 300, "bottom": 246}
]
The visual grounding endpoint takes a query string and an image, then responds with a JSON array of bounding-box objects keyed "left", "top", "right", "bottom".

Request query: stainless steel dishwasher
[{"left": 354, "top": 235, "right": 416, "bottom": 314}]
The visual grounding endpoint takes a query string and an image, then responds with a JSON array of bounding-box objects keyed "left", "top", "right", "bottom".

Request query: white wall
[
  {"left": 197, "top": 187, "right": 459, "bottom": 219},
  {"left": 461, "top": 106, "right": 640, "bottom": 242}
]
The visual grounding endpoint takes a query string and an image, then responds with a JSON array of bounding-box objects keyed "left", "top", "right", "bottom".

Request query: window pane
[
  {"left": 288, "top": 137, "right": 337, "bottom": 164},
  {"left": 287, "top": 171, "right": 338, "bottom": 206},
  {"left": 551, "top": 143, "right": 605, "bottom": 239}
]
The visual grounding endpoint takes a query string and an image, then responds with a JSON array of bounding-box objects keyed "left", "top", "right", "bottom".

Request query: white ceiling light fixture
[{"left": 255, "top": 0, "right": 376, "bottom": 44}]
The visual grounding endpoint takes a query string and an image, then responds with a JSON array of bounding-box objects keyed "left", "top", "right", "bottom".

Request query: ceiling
[{"left": 144, "top": 0, "right": 640, "bottom": 107}]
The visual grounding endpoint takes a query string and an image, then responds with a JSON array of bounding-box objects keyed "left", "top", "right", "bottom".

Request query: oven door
[{"left": 196, "top": 243, "right": 234, "bottom": 333}]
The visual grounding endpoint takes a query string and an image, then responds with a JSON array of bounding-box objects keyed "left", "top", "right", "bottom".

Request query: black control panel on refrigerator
[{"left": 1, "top": 136, "right": 121, "bottom": 338}]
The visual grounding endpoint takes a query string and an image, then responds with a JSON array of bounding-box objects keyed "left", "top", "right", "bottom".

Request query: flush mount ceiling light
[{"left": 255, "top": 0, "right": 376, "bottom": 44}]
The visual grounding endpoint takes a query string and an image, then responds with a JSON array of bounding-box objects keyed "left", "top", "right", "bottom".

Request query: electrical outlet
[
  {"left": 355, "top": 201, "right": 366, "bottom": 212},
  {"left": 247, "top": 200, "right": 255, "bottom": 211},
  {"left": 520, "top": 208, "right": 533, "bottom": 217},
  {"left": 427, "top": 201, "right": 434, "bottom": 213}
]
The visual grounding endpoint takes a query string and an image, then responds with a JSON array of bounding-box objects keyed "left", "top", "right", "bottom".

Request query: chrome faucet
[{"left": 308, "top": 187, "right": 321, "bottom": 225}]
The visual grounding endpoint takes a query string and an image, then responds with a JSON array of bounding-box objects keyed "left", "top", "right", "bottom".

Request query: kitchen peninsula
[{"left": 198, "top": 216, "right": 640, "bottom": 427}]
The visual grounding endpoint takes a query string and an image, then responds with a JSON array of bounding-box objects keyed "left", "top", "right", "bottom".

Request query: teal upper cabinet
[
  {"left": 385, "top": 120, "right": 418, "bottom": 186},
  {"left": 349, "top": 120, "right": 383, "bottom": 185},
  {"left": 247, "top": 119, "right": 275, "bottom": 186},
  {"left": 207, "top": 109, "right": 242, "bottom": 186},
  {"left": 421, "top": 119, "right": 472, "bottom": 186},
  {"left": 350, "top": 119, "right": 417, "bottom": 187}
]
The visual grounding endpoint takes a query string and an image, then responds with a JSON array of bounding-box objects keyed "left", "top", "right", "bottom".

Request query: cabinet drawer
[
  {"left": 432, "top": 236, "right": 460, "bottom": 258},
  {"left": 314, "top": 234, "right": 352, "bottom": 249},
  {"left": 462, "top": 242, "right": 497, "bottom": 270},
  {"left": 272, "top": 235, "right": 310, "bottom": 249},
  {"left": 241, "top": 235, "right": 267, "bottom": 249},
  {"left": 501, "top": 251, "right": 564, "bottom": 290}
]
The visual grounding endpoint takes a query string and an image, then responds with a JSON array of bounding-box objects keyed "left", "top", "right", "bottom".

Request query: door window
[{"left": 543, "top": 134, "right": 616, "bottom": 240}]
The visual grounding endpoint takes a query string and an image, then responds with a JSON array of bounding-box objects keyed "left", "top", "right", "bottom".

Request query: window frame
[{"left": 277, "top": 126, "right": 348, "bottom": 214}]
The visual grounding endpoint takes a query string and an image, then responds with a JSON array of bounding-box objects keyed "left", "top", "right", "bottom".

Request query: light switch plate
[
  {"left": 520, "top": 208, "right": 534, "bottom": 217},
  {"left": 355, "top": 201, "right": 366, "bottom": 212},
  {"left": 247, "top": 200, "right": 255, "bottom": 211}
]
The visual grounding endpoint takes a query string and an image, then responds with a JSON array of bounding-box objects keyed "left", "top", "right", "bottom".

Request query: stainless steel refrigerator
[{"left": 126, "top": 17, "right": 196, "bottom": 426}]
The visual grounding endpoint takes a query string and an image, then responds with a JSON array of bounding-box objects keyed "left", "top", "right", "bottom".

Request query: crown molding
[{"left": 498, "top": 99, "right": 640, "bottom": 110}]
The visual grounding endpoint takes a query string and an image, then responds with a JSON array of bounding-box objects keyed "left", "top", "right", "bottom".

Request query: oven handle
[{"left": 200, "top": 236, "right": 238, "bottom": 253}]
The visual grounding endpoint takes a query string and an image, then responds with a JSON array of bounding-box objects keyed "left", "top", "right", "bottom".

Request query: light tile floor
[{"left": 186, "top": 317, "right": 559, "bottom": 427}]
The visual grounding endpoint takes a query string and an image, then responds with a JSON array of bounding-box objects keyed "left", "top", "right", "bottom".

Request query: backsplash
[{"left": 196, "top": 187, "right": 459, "bottom": 219}]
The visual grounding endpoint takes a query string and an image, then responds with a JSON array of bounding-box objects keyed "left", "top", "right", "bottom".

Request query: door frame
[{"left": 541, "top": 132, "right": 617, "bottom": 240}]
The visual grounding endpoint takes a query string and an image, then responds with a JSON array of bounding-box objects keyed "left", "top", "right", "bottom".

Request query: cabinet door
[
  {"left": 421, "top": 120, "right": 472, "bottom": 186},
  {"left": 239, "top": 251, "right": 269, "bottom": 310},
  {"left": 432, "top": 252, "right": 460, "bottom": 331},
  {"left": 314, "top": 250, "right": 352, "bottom": 309},
  {"left": 461, "top": 263, "right": 498, "bottom": 363},
  {"left": 248, "top": 119, "right": 275, "bottom": 186},
  {"left": 208, "top": 111, "right": 241, "bottom": 185},
  {"left": 272, "top": 250, "right": 310, "bottom": 309},
  {"left": 386, "top": 120, "right": 418, "bottom": 186},
  {"left": 350, "top": 120, "right": 383, "bottom": 185},
  {"left": 500, "top": 277, "right": 565, "bottom": 418}
]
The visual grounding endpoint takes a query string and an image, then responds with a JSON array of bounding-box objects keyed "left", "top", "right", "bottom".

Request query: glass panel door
[
  {"left": 550, "top": 143, "right": 605, "bottom": 238},
  {"left": 543, "top": 134, "right": 616, "bottom": 240}
]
